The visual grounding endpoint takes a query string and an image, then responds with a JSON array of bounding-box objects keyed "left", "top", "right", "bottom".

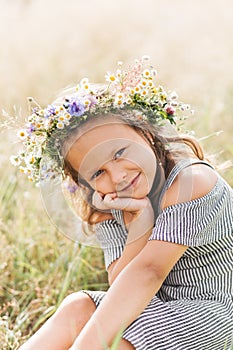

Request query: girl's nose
[{"left": 109, "top": 166, "right": 127, "bottom": 185}]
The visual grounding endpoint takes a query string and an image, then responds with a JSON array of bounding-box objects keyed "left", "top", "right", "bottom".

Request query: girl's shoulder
[{"left": 161, "top": 162, "right": 218, "bottom": 210}]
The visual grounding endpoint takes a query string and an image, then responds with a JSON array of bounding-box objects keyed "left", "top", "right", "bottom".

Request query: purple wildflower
[
  {"left": 63, "top": 180, "right": 79, "bottom": 193},
  {"left": 67, "top": 183, "right": 79, "bottom": 193},
  {"left": 26, "top": 122, "right": 36, "bottom": 134},
  {"left": 44, "top": 104, "right": 56, "bottom": 118},
  {"left": 67, "top": 99, "right": 85, "bottom": 117}
]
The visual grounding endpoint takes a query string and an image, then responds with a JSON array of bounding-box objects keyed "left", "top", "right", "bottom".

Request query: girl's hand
[
  {"left": 92, "top": 191, "right": 154, "bottom": 242},
  {"left": 92, "top": 191, "right": 114, "bottom": 212},
  {"left": 92, "top": 191, "right": 149, "bottom": 213}
]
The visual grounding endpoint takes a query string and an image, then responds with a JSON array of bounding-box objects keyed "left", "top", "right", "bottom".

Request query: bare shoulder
[{"left": 161, "top": 163, "right": 218, "bottom": 210}]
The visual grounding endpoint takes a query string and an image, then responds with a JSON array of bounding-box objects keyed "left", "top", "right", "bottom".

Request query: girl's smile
[
  {"left": 66, "top": 119, "right": 157, "bottom": 199},
  {"left": 118, "top": 172, "right": 141, "bottom": 193}
]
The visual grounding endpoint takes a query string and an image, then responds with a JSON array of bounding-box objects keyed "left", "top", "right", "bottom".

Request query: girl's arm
[
  {"left": 95, "top": 211, "right": 152, "bottom": 285},
  {"left": 93, "top": 193, "right": 155, "bottom": 285},
  {"left": 107, "top": 199, "right": 154, "bottom": 285},
  {"left": 107, "top": 228, "right": 151, "bottom": 285},
  {"left": 71, "top": 240, "right": 187, "bottom": 350}
]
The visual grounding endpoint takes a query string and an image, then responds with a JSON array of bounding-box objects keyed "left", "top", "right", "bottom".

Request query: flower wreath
[{"left": 10, "top": 56, "right": 193, "bottom": 184}]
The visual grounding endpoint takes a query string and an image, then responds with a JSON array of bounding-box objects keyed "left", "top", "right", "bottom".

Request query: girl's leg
[{"left": 19, "top": 292, "right": 96, "bottom": 350}]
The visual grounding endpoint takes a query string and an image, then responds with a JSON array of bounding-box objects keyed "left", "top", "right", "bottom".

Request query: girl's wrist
[{"left": 126, "top": 200, "right": 154, "bottom": 243}]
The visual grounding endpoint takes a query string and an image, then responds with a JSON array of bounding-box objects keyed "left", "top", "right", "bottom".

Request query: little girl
[{"left": 13, "top": 57, "right": 233, "bottom": 350}]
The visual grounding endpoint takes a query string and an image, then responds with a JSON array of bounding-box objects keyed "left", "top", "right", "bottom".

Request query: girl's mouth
[{"left": 118, "top": 173, "right": 141, "bottom": 192}]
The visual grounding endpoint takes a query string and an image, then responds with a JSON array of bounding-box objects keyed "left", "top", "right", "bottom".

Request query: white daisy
[
  {"left": 17, "top": 129, "right": 27, "bottom": 140},
  {"left": 105, "top": 72, "right": 116, "bottom": 83},
  {"left": 80, "top": 77, "right": 89, "bottom": 86},
  {"left": 57, "top": 122, "right": 64, "bottom": 129},
  {"left": 10, "top": 155, "right": 21, "bottom": 166},
  {"left": 142, "top": 69, "right": 152, "bottom": 79}
]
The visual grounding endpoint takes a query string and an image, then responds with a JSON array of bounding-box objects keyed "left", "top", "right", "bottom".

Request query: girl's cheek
[{"left": 94, "top": 178, "right": 109, "bottom": 194}]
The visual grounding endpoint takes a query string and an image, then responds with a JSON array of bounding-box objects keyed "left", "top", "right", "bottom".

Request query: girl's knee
[{"left": 54, "top": 291, "right": 96, "bottom": 325}]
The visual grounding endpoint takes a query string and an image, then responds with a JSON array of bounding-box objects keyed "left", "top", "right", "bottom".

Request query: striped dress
[{"left": 82, "top": 159, "right": 233, "bottom": 350}]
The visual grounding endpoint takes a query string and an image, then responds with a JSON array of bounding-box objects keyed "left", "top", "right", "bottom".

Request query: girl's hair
[{"left": 61, "top": 108, "right": 205, "bottom": 230}]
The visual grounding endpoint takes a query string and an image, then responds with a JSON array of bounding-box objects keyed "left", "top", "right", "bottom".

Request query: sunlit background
[
  {"left": 0, "top": 0, "right": 232, "bottom": 348},
  {"left": 1, "top": 0, "right": 233, "bottom": 175}
]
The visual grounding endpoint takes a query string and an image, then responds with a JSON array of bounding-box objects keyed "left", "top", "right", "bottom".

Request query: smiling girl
[{"left": 14, "top": 57, "right": 233, "bottom": 350}]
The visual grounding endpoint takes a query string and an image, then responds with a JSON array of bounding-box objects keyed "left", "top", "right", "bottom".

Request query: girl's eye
[
  {"left": 113, "top": 147, "right": 126, "bottom": 160},
  {"left": 92, "top": 169, "right": 104, "bottom": 180},
  {"left": 91, "top": 147, "right": 126, "bottom": 180}
]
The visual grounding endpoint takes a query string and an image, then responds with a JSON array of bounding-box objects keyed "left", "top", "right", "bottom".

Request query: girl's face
[{"left": 66, "top": 119, "right": 157, "bottom": 199}]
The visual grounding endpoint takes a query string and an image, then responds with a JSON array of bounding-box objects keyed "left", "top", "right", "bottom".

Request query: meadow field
[{"left": 0, "top": 0, "right": 233, "bottom": 348}]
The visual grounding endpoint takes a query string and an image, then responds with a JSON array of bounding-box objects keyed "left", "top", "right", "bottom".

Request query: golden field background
[
  {"left": 1, "top": 0, "right": 233, "bottom": 181},
  {"left": 0, "top": 0, "right": 233, "bottom": 348}
]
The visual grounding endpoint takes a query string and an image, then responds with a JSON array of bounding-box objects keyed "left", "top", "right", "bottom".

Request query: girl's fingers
[
  {"left": 103, "top": 194, "right": 148, "bottom": 212},
  {"left": 92, "top": 191, "right": 107, "bottom": 210},
  {"left": 92, "top": 191, "right": 116, "bottom": 211},
  {"left": 92, "top": 191, "right": 149, "bottom": 213}
]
